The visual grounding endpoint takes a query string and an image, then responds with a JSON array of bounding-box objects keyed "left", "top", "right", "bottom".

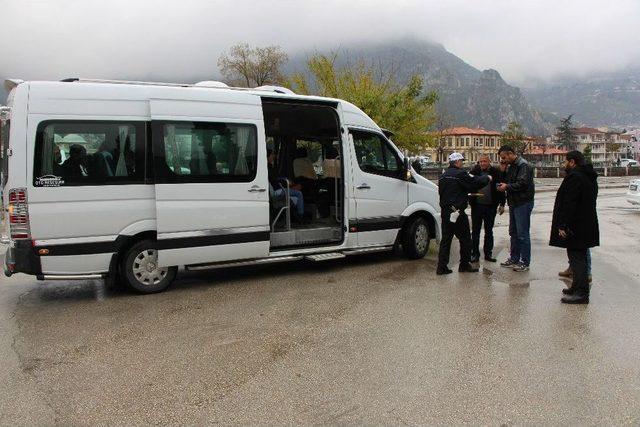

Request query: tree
[
  {"left": 583, "top": 145, "right": 592, "bottom": 163},
  {"left": 218, "top": 43, "right": 288, "bottom": 87},
  {"left": 501, "top": 121, "right": 527, "bottom": 154},
  {"left": 432, "top": 107, "right": 453, "bottom": 167},
  {"left": 556, "top": 115, "right": 578, "bottom": 150},
  {"left": 287, "top": 53, "right": 438, "bottom": 152},
  {"left": 607, "top": 142, "right": 622, "bottom": 166}
]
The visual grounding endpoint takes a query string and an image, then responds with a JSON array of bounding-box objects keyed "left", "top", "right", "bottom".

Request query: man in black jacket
[
  {"left": 437, "top": 153, "right": 492, "bottom": 275},
  {"left": 550, "top": 151, "right": 599, "bottom": 304},
  {"left": 469, "top": 155, "right": 506, "bottom": 262},
  {"left": 497, "top": 146, "right": 535, "bottom": 272}
]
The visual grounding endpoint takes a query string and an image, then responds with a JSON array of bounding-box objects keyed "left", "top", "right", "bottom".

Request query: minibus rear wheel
[
  {"left": 402, "top": 216, "right": 430, "bottom": 259},
  {"left": 122, "top": 240, "right": 177, "bottom": 294}
]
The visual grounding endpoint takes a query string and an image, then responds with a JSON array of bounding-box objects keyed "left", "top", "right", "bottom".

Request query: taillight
[{"left": 8, "top": 188, "right": 30, "bottom": 240}]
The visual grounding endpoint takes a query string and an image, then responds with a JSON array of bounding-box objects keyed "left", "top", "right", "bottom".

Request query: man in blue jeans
[{"left": 497, "top": 145, "right": 535, "bottom": 272}]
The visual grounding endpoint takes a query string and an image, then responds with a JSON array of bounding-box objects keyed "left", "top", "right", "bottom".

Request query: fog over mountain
[
  {"left": 1, "top": 0, "right": 639, "bottom": 131},
  {"left": 523, "top": 67, "right": 640, "bottom": 128}
]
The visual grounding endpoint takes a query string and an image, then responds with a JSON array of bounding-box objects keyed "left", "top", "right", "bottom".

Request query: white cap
[{"left": 449, "top": 152, "right": 465, "bottom": 162}]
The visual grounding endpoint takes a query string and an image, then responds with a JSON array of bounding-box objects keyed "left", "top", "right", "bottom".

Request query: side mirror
[{"left": 403, "top": 157, "right": 412, "bottom": 181}]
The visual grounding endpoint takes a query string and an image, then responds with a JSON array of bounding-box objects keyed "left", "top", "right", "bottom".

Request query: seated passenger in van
[
  {"left": 189, "top": 139, "right": 217, "bottom": 175},
  {"left": 322, "top": 146, "right": 341, "bottom": 178},
  {"left": 318, "top": 145, "right": 341, "bottom": 218},
  {"left": 293, "top": 147, "right": 317, "bottom": 180},
  {"left": 293, "top": 147, "right": 318, "bottom": 200},
  {"left": 91, "top": 140, "right": 116, "bottom": 177},
  {"left": 268, "top": 149, "right": 305, "bottom": 221},
  {"left": 61, "top": 144, "right": 88, "bottom": 181}
]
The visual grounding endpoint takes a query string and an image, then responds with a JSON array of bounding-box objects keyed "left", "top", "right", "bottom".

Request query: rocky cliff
[{"left": 288, "top": 39, "right": 552, "bottom": 135}]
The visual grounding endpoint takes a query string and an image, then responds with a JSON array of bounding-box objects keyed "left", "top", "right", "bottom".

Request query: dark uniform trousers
[
  {"left": 438, "top": 210, "right": 472, "bottom": 267},
  {"left": 471, "top": 204, "right": 497, "bottom": 259}
]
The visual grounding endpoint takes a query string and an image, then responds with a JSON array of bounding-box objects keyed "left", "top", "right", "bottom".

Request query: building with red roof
[{"left": 430, "top": 126, "right": 503, "bottom": 164}]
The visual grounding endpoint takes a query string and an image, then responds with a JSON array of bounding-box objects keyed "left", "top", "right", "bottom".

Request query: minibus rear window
[{"left": 33, "top": 120, "right": 146, "bottom": 187}]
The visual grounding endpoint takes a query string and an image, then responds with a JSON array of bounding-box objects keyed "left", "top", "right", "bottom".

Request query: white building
[{"left": 572, "top": 127, "right": 624, "bottom": 166}]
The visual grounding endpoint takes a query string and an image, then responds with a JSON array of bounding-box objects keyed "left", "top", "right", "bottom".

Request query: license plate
[{"left": 631, "top": 185, "right": 638, "bottom": 191}]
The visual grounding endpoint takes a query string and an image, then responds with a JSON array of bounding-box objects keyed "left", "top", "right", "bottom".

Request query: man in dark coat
[
  {"left": 469, "top": 155, "right": 506, "bottom": 262},
  {"left": 549, "top": 151, "right": 599, "bottom": 304},
  {"left": 437, "top": 152, "right": 492, "bottom": 275}
]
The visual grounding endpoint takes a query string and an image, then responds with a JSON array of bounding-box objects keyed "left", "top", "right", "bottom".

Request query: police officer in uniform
[{"left": 437, "top": 152, "right": 492, "bottom": 275}]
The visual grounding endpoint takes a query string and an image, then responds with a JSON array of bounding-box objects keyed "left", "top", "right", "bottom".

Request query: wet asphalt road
[{"left": 1, "top": 188, "right": 639, "bottom": 425}]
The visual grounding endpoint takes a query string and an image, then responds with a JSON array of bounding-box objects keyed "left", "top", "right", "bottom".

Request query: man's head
[
  {"left": 69, "top": 144, "right": 87, "bottom": 165},
  {"left": 478, "top": 154, "right": 491, "bottom": 171},
  {"left": 498, "top": 145, "right": 517, "bottom": 165},
  {"left": 448, "top": 152, "right": 465, "bottom": 169},
  {"left": 564, "top": 150, "right": 585, "bottom": 171}
]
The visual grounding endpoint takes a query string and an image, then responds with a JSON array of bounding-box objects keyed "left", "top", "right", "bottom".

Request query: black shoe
[
  {"left": 484, "top": 256, "right": 497, "bottom": 262},
  {"left": 561, "top": 293, "right": 589, "bottom": 304},
  {"left": 562, "top": 287, "right": 575, "bottom": 295},
  {"left": 458, "top": 263, "right": 479, "bottom": 273},
  {"left": 436, "top": 266, "right": 453, "bottom": 275},
  {"left": 470, "top": 256, "right": 479, "bottom": 263}
]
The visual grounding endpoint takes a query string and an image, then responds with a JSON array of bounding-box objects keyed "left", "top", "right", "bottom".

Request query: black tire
[
  {"left": 402, "top": 216, "right": 431, "bottom": 259},
  {"left": 121, "top": 240, "right": 177, "bottom": 294}
]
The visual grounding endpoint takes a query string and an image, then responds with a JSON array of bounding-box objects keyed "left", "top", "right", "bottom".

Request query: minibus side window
[
  {"left": 351, "top": 130, "right": 403, "bottom": 179},
  {"left": 153, "top": 121, "right": 258, "bottom": 183},
  {"left": 33, "top": 121, "right": 146, "bottom": 187}
]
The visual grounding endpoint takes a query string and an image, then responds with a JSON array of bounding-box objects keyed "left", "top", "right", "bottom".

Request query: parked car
[
  {"left": 620, "top": 158, "right": 638, "bottom": 167},
  {"left": 1, "top": 78, "right": 442, "bottom": 293},
  {"left": 627, "top": 178, "right": 640, "bottom": 206}
]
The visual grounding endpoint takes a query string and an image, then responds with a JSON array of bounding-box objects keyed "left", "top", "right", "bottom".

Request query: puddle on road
[{"left": 508, "top": 282, "right": 531, "bottom": 288}]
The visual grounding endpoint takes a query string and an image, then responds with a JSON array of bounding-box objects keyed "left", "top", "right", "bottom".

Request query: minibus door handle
[
  {"left": 248, "top": 186, "right": 266, "bottom": 193},
  {"left": 356, "top": 183, "right": 371, "bottom": 190}
]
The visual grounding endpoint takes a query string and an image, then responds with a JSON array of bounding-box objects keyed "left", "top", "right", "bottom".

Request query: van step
[
  {"left": 305, "top": 252, "right": 347, "bottom": 262},
  {"left": 186, "top": 255, "right": 303, "bottom": 271},
  {"left": 342, "top": 246, "right": 393, "bottom": 255}
]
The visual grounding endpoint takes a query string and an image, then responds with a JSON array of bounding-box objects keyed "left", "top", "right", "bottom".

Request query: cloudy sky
[{"left": 1, "top": 0, "right": 639, "bottom": 89}]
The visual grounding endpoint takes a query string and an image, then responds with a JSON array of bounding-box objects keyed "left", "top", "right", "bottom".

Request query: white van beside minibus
[{"left": 1, "top": 78, "right": 440, "bottom": 293}]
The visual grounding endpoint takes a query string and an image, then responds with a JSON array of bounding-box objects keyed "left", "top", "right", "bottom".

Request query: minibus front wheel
[{"left": 121, "top": 240, "right": 177, "bottom": 294}]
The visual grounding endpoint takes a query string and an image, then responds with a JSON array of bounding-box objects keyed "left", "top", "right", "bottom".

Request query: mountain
[
  {"left": 523, "top": 67, "right": 640, "bottom": 128},
  {"left": 287, "top": 39, "right": 552, "bottom": 135}
]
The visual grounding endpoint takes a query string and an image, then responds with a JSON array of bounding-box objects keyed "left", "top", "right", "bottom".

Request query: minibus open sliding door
[{"left": 150, "top": 99, "right": 270, "bottom": 268}]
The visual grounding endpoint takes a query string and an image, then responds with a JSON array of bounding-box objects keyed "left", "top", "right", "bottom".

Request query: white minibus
[{"left": 1, "top": 79, "right": 441, "bottom": 293}]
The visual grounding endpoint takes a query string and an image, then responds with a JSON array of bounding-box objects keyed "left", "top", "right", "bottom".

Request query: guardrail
[{"left": 419, "top": 166, "right": 640, "bottom": 180}]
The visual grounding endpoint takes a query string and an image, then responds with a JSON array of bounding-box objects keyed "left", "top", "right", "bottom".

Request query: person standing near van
[
  {"left": 469, "top": 155, "right": 505, "bottom": 262},
  {"left": 437, "top": 153, "right": 492, "bottom": 275},
  {"left": 549, "top": 151, "right": 599, "bottom": 304},
  {"left": 497, "top": 145, "right": 535, "bottom": 272}
]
